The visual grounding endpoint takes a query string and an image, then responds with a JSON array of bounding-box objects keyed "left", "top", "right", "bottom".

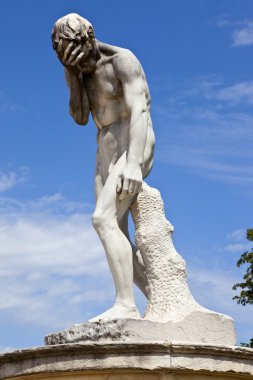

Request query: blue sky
[{"left": 0, "top": 0, "right": 252, "bottom": 351}]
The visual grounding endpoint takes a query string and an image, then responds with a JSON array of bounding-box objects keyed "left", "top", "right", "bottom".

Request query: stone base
[
  {"left": 1, "top": 342, "right": 252, "bottom": 379},
  {"left": 45, "top": 310, "right": 236, "bottom": 347}
]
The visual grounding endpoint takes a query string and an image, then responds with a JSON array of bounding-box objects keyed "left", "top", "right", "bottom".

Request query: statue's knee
[
  {"left": 92, "top": 210, "right": 105, "bottom": 232},
  {"left": 92, "top": 209, "right": 117, "bottom": 235}
]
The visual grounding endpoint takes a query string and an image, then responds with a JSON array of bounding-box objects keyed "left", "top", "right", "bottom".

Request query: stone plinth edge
[
  {"left": 0, "top": 342, "right": 253, "bottom": 379},
  {"left": 45, "top": 315, "right": 236, "bottom": 346}
]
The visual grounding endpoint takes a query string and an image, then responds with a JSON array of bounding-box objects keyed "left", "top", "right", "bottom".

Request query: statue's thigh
[
  {"left": 94, "top": 172, "right": 103, "bottom": 202},
  {"left": 95, "top": 153, "right": 135, "bottom": 223}
]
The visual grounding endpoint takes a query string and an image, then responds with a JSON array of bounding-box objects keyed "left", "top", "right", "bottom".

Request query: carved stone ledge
[{"left": 0, "top": 342, "right": 252, "bottom": 380}]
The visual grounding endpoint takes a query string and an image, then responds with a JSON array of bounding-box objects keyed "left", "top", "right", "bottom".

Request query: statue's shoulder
[
  {"left": 113, "top": 48, "right": 142, "bottom": 77},
  {"left": 113, "top": 47, "right": 139, "bottom": 64},
  {"left": 97, "top": 40, "right": 142, "bottom": 77}
]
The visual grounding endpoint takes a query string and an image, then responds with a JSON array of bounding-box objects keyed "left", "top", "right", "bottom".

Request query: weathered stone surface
[
  {"left": 45, "top": 314, "right": 235, "bottom": 346},
  {"left": 131, "top": 183, "right": 236, "bottom": 344},
  {"left": 131, "top": 183, "right": 233, "bottom": 323},
  {"left": 1, "top": 342, "right": 252, "bottom": 380}
]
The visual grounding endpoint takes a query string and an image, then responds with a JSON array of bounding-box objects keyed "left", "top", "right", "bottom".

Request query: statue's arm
[
  {"left": 114, "top": 52, "right": 149, "bottom": 198},
  {"left": 64, "top": 69, "right": 90, "bottom": 126},
  {"left": 115, "top": 52, "right": 148, "bottom": 166}
]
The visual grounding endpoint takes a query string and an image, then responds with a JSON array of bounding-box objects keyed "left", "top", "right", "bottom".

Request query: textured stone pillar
[{"left": 130, "top": 182, "right": 236, "bottom": 344}]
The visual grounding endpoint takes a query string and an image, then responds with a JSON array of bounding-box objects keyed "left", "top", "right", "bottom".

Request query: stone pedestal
[
  {"left": 1, "top": 342, "right": 253, "bottom": 380},
  {"left": 45, "top": 317, "right": 235, "bottom": 346}
]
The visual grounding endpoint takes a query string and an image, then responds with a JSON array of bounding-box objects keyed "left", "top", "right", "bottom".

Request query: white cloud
[
  {"left": 227, "top": 229, "right": 246, "bottom": 242},
  {"left": 224, "top": 243, "right": 252, "bottom": 254},
  {"left": 188, "top": 265, "right": 235, "bottom": 311},
  {"left": 154, "top": 77, "right": 253, "bottom": 189},
  {"left": 0, "top": 194, "right": 112, "bottom": 330},
  {"left": 0, "top": 91, "right": 25, "bottom": 113},
  {"left": 214, "top": 17, "right": 253, "bottom": 47},
  {"left": 158, "top": 145, "right": 253, "bottom": 185},
  {"left": 188, "top": 263, "right": 253, "bottom": 343},
  {"left": 177, "top": 77, "right": 253, "bottom": 106},
  {"left": 0, "top": 168, "right": 28, "bottom": 193},
  {"left": 232, "top": 21, "right": 253, "bottom": 47},
  {"left": 225, "top": 229, "right": 252, "bottom": 253},
  {"left": 213, "top": 82, "right": 253, "bottom": 105}
]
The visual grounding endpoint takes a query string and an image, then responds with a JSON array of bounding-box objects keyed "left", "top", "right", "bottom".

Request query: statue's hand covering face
[{"left": 52, "top": 13, "right": 98, "bottom": 73}]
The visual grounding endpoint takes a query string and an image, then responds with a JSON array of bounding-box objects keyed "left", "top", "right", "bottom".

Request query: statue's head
[{"left": 51, "top": 13, "right": 99, "bottom": 73}]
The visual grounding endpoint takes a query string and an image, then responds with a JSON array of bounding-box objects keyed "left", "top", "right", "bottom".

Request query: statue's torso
[
  {"left": 83, "top": 46, "right": 154, "bottom": 180},
  {"left": 83, "top": 56, "right": 150, "bottom": 129},
  {"left": 85, "top": 70, "right": 126, "bottom": 129}
]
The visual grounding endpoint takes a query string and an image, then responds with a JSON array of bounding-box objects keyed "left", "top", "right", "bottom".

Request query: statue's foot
[{"left": 89, "top": 303, "right": 141, "bottom": 322}]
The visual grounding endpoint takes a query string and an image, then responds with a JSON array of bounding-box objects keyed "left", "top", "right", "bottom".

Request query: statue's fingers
[
  {"left": 57, "top": 39, "right": 63, "bottom": 56},
  {"left": 137, "top": 181, "right": 142, "bottom": 193},
  {"left": 119, "top": 189, "right": 128, "bottom": 200},
  {"left": 122, "top": 178, "right": 129, "bottom": 192},
  {"left": 116, "top": 176, "right": 123, "bottom": 194},
  {"left": 68, "top": 45, "right": 82, "bottom": 63},
  {"left": 63, "top": 41, "right": 75, "bottom": 62},
  {"left": 128, "top": 180, "right": 135, "bottom": 194},
  {"left": 72, "top": 52, "right": 85, "bottom": 66},
  {"left": 119, "top": 179, "right": 129, "bottom": 200},
  {"left": 133, "top": 181, "right": 140, "bottom": 194},
  {"left": 56, "top": 40, "right": 65, "bottom": 62}
]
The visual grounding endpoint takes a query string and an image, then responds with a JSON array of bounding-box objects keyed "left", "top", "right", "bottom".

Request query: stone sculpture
[
  {"left": 47, "top": 13, "right": 236, "bottom": 345},
  {"left": 51, "top": 12, "right": 155, "bottom": 322}
]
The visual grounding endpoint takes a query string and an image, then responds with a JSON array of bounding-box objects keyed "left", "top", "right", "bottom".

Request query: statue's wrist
[
  {"left": 66, "top": 66, "right": 80, "bottom": 77},
  {"left": 126, "top": 160, "right": 142, "bottom": 168}
]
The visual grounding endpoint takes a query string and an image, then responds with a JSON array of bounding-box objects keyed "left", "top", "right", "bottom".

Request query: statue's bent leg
[
  {"left": 119, "top": 213, "right": 148, "bottom": 298},
  {"left": 90, "top": 153, "right": 141, "bottom": 322}
]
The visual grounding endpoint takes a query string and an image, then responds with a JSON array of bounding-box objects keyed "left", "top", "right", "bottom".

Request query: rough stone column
[
  {"left": 131, "top": 182, "right": 203, "bottom": 322},
  {"left": 130, "top": 182, "right": 236, "bottom": 347}
]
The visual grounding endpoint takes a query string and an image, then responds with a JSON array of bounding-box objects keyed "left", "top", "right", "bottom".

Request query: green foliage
[
  {"left": 232, "top": 229, "right": 253, "bottom": 348},
  {"left": 240, "top": 338, "right": 253, "bottom": 348},
  {"left": 247, "top": 229, "right": 253, "bottom": 242},
  {"left": 232, "top": 229, "right": 253, "bottom": 306}
]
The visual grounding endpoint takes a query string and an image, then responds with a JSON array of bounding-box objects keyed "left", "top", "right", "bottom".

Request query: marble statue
[
  {"left": 52, "top": 13, "right": 155, "bottom": 321},
  {"left": 47, "top": 13, "right": 236, "bottom": 345}
]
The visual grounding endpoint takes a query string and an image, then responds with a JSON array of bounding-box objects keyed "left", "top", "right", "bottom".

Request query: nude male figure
[{"left": 52, "top": 13, "right": 155, "bottom": 321}]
